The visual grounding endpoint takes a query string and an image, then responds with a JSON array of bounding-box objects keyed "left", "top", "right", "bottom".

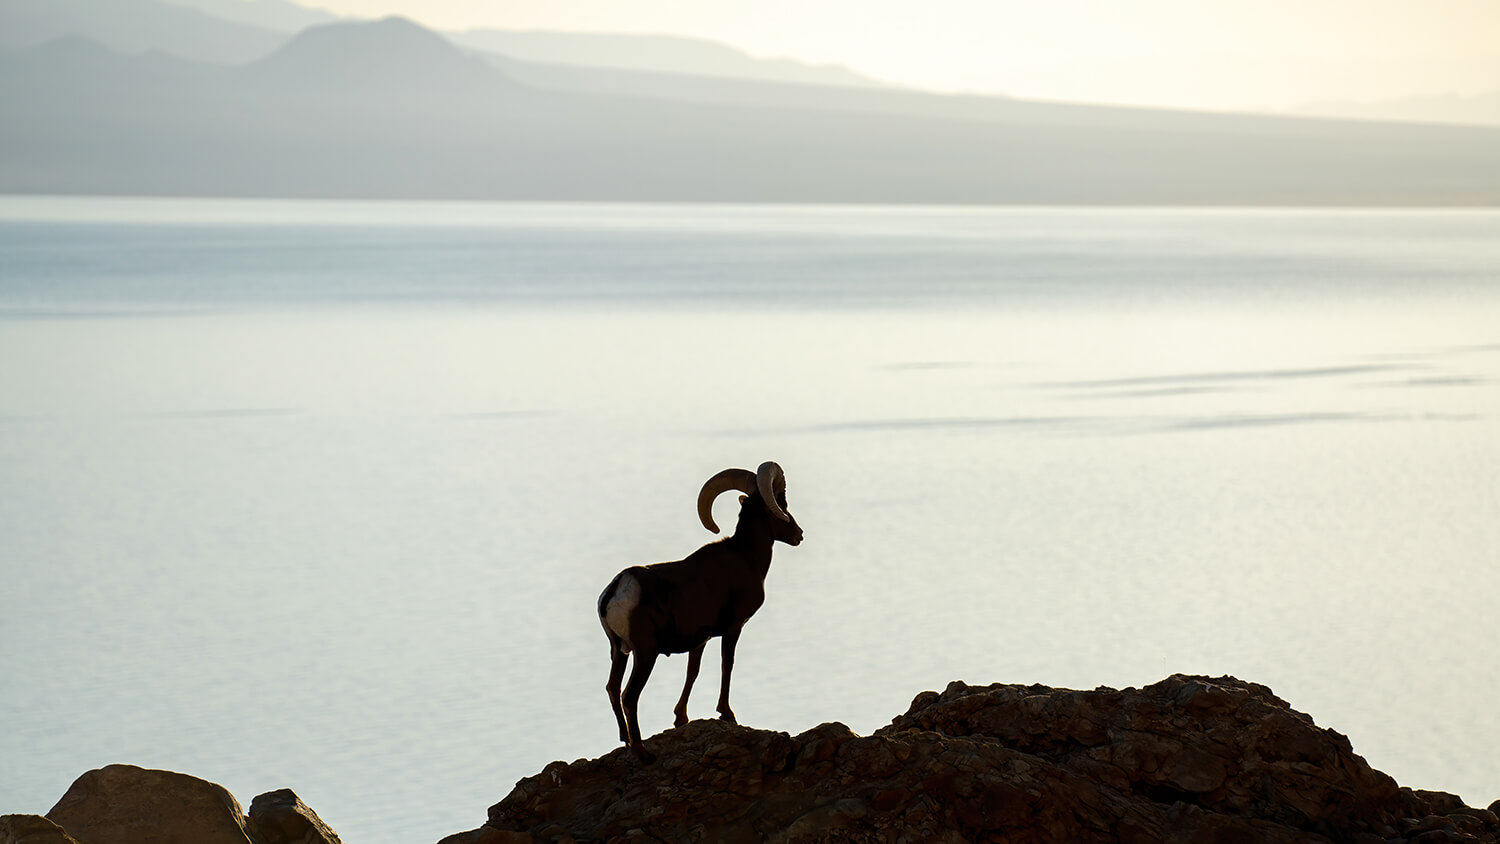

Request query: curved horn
[
  {"left": 697, "top": 468, "right": 757, "bottom": 534},
  {"left": 757, "top": 461, "right": 790, "bottom": 523}
]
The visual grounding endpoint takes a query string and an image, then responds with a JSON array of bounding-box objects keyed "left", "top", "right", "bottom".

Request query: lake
[{"left": 1, "top": 197, "right": 1497, "bottom": 843}]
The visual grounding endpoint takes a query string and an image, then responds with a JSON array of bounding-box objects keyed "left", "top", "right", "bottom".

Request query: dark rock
[
  {"left": 439, "top": 830, "right": 530, "bottom": 844},
  {"left": 247, "top": 789, "right": 342, "bottom": 844},
  {"left": 1411, "top": 791, "right": 1471, "bottom": 816},
  {"left": 884, "top": 674, "right": 1404, "bottom": 840},
  {"left": 463, "top": 675, "right": 1500, "bottom": 844},
  {"left": 46, "top": 764, "right": 255, "bottom": 844},
  {"left": 0, "top": 815, "right": 84, "bottom": 844}
]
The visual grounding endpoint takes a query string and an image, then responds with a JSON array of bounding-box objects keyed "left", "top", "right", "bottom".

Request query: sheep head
[{"left": 697, "top": 461, "right": 802, "bottom": 545}]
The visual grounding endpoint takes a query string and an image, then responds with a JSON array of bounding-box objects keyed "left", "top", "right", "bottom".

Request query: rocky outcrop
[
  {"left": 39, "top": 766, "right": 338, "bottom": 844},
  {"left": 24, "top": 676, "right": 1499, "bottom": 844},
  {"left": 0, "top": 815, "right": 84, "bottom": 844},
  {"left": 454, "top": 675, "right": 1499, "bottom": 844}
]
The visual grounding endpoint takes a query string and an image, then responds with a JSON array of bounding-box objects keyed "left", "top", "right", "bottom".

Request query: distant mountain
[
  {"left": 1, "top": 0, "right": 890, "bottom": 93},
  {"left": 0, "top": 0, "right": 286, "bottom": 63},
  {"left": 244, "top": 16, "right": 502, "bottom": 95},
  {"left": 446, "top": 28, "right": 888, "bottom": 91},
  {"left": 159, "top": 0, "right": 338, "bottom": 32},
  {"left": 2, "top": 17, "right": 1498, "bottom": 204},
  {"left": 1292, "top": 90, "right": 1500, "bottom": 128},
  {"left": 483, "top": 54, "right": 1376, "bottom": 136},
  {"left": 1, "top": 33, "right": 215, "bottom": 84}
]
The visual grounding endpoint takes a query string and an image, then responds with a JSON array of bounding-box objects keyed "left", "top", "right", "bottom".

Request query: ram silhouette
[{"left": 597, "top": 461, "right": 803, "bottom": 761}]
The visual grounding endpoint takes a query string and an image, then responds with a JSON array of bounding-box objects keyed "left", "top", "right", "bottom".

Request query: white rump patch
[{"left": 602, "top": 573, "right": 641, "bottom": 654}]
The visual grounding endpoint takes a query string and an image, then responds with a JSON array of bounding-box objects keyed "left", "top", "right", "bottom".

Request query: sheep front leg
[
  {"left": 716, "top": 625, "right": 742, "bottom": 724},
  {"left": 673, "top": 642, "right": 705, "bottom": 727}
]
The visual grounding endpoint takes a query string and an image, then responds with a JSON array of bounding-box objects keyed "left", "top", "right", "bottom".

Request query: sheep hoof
[
  {"left": 719, "top": 711, "right": 738, "bottom": 724},
  {"left": 631, "top": 744, "right": 657, "bottom": 764},
  {"left": 673, "top": 713, "right": 689, "bottom": 728}
]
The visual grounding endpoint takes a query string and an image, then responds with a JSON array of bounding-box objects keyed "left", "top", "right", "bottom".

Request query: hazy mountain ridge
[
  {"left": 483, "top": 52, "right": 1482, "bottom": 136},
  {"left": 1294, "top": 90, "right": 1500, "bottom": 128},
  {"left": 2, "top": 11, "right": 1499, "bottom": 203},
  {"left": 154, "top": 0, "right": 884, "bottom": 91},
  {"left": 0, "top": 0, "right": 887, "bottom": 91},
  {"left": 0, "top": 0, "right": 287, "bottom": 64},
  {"left": 160, "top": 0, "right": 338, "bottom": 32},
  {"left": 448, "top": 28, "right": 888, "bottom": 91},
  {"left": 243, "top": 16, "right": 502, "bottom": 95},
  {"left": 7, "top": 0, "right": 1497, "bottom": 128}
]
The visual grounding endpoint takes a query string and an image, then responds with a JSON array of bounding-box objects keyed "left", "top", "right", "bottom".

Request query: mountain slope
[
  {"left": 159, "top": 0, "right": 338, "bottom": 32},
  {"left": 2, "top": 19, "right": 1498, "bottom": 204},
  {"left": 447, "top": 28, "right": 887, "bottom": 90},
  {"left": 243, "top": 16, "right": 504, "bottom": 95},
  {"left": 0, "top": 0, "right": 286, "bottom": 63},
  {"left": 1294, "top": 89, "right": 1500, "bottom": 128},
  {"left": 1, "top": 0, "right": 890, "bottom": 92}
]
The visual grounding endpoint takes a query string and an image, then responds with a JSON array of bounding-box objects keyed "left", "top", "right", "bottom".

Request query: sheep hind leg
[
  {"left": 622, "top": 650, "right": 659, "bottom": 763},
  {"left": 605, "top": 639, "right": 629, "bottom": 743},
  {"left": 673, "top": 642, "right": 705, "bottom": 727}
]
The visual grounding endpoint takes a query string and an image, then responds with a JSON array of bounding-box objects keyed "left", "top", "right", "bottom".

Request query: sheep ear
[{"left": 738, "top": 495, "right": 748, "bottom": 504}]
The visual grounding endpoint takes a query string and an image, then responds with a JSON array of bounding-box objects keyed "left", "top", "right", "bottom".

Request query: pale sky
[{"left": 300, "top": 0, "right": 1500, "bottom": 112}]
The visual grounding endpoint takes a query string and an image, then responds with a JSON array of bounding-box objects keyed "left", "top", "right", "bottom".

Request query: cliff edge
[
  {"left": 447, "top": 674, "right": 1497, "bottom": 844},
  {"left": 7, "top": 675, "right": 1496, "bottom": 844}
]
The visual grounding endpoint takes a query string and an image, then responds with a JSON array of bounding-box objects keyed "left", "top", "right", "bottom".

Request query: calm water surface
[{"left": 1, "top": 197, "right": 1498, "bottom": 843}]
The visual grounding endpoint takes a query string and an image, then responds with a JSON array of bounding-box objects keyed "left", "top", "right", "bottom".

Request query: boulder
[
  {"left": 247, "top": 789, "right": 343, "bottom": 844},
  {"left": 884, "top": 674, "right": 1405, "bottom": 840},
  {"left": 0, "top": 815, "right": 84, "bottom": 844},
  {"left": 466, "top": 675, "right": 1499, "bottom": 844},
  {"left": 45, "top": 764, "right": 255, "bottom": 844}
]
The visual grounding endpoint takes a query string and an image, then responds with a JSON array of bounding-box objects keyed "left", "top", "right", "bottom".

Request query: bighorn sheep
[{"left": 597, "top": 461, "right": 804, "bottom": 761}]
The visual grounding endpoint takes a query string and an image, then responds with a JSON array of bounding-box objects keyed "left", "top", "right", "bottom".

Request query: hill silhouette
[
  {"left": 245, "top": 16, "right": 502, "bottom": 95},
  {"left": 0, "top": 0, "right": 285, "bottom": 64},
  {"left": 159, "top": 0, "right": 338, "bottom": 32},
  {"left": 448, "top": 28, "right": 887, "bottom": 90},
  {"left": 2, "top": 16, "right": 1499, "bottom": 203}
]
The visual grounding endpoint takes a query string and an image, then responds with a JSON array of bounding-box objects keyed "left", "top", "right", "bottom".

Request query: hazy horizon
[{"left": 234, "top": 0, "right": 1500, "bottom": 115}]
